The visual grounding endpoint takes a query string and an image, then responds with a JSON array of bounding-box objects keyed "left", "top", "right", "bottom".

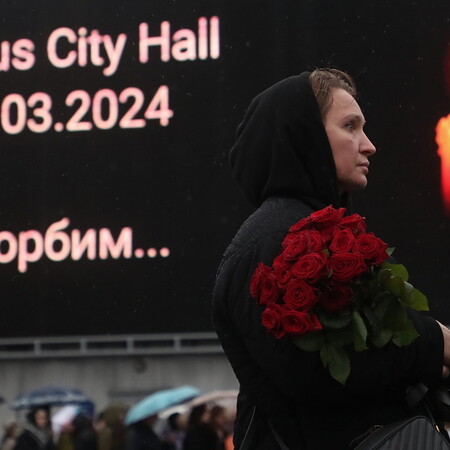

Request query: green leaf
[
  {"left": 399, "top": 282, "right": 414, "bottom": 306},
  {"left": 386, "top": 247, "right": 395, "bottom": 256},
  {"left": 378, "top": 268, "right": 392, "bottom": 284},
  {"left": 392, "top": 318, "right": 420, "bottom": 346},
  {"left": 382, "top": 299, "right": 407, "bottom": 330},
  {"left": 382, "top": 262, "right": 409, "bottom": 282},
  {"left": 384, "top": 276, "right": 404, "bottom": 297},
  {"left": 362, "top": 306, "right": 382, "bottom": 335},
  {"left": 403, "top": 281, "right": 413, "bottom": 295},
  {"left": 293, "top": 331, "right": 325, "bottom": 352},
  {"left": 352, "top": 311, "right": 368, "bottom": 351},
  {"left": 409, "top": 288, "right": 429, "bottom": 311},
  {"left": 370, "top": 328, "right": 393, "bottom": 348},
  {"left": 372, "top": 294, "right": 393, "bottom": 322},
  {"left": 318, "top": 312, "right": 352, "bottom": 330},
  {"left": 366, "top": 275, "right": 381, "bottom": 296},
  {"left": 320, "top": 343, "right": 350, "bottom": 385}
]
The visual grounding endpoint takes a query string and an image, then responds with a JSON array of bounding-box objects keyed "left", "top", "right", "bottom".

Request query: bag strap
[
  {"left": 407, "top": 382, "right": 450, "bottom": 441},
  {"left": 238, "top": 406, "right": 257, "bottom": 450},
  {"left": 238, "top": 406, "right": 290, "bottom": 450},
  {"left": 406, "top": 383, "right": 429, "bottom": 408}
]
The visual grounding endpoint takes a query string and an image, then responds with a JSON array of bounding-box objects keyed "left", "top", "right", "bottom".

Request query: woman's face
[
  {"left": 323, "top": 88, "right": 376, "bottom": 193},
  {"left": 34, "top": 409, "right": 49, "bottom": 429}
]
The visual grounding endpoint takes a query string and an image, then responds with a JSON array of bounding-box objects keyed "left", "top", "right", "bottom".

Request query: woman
[
  {"left": 212, "top": 68, "right": 450, "bottom": 449},
  {"left": 14, "top": 407, "right": 55, "bottom": 450}
]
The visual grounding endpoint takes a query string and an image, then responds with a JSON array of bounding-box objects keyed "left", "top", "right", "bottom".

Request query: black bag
[
  {"left": 350, "top": 415, "right": 450, "bottom": 449},
  {"left": 349, "top": 381, "right": 450, "bottom": 449}
]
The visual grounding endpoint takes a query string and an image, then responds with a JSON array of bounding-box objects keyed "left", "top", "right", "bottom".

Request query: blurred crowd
[{"left": 1, "top": 399, "right": 235, "bottom": 450}]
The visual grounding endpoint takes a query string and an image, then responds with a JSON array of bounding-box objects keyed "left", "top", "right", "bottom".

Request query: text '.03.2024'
[{"left": 0, "top": 85, "right": 173, "bottom": 135}]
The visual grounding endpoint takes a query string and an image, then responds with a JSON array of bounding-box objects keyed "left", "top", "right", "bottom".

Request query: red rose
[
  {"left": 289, "top": 216, "right": 312, "bottom": 233},
  {"left": 292, "top": 252, "right": 328, "bottom": 282},
  {"left": 281, "top": 232, "right": 309, "bottom": 259},
  {"left": 329, "top": 228, "right": 356, "bottom": 254},
  {"left": 308, "top": 231, "right": 325, "bottom": 252},
  {"left": 328, "top": 252, "right": 367, "bottom": 282},
  {"left": 280, "top": 310, "right": 323, "bottom": 336},
  {"left": 259, "top": 272, "right": 282, "bottom": 305},
  {"left": 354, "top": 233, "right": 388, "bottom": 265},
  {"left": 250, "top": 263, "right": 272, "bottom": 299},
  {"left": 273, "top": 258, "right": 294, "bottom": 289},
  {"left": 319, "top": 225, "right": 339, "bottom": 245},
  {"left": 339, "top": 213, "right": 367, "bottom": 235},
  {"left": 309, "top": 205, "right": 346, "bottom": 230},
  {"left": 283, "top": 279, "right": 318, "bottom": 311},
  {"left": 282, "top": 230, "right": 324, "bottom": 259},
  {"left": 262, "top": 304, "right": 285, "bottom": 338},
  {"left": 319, "top": 284, "right": 353, "bottom": 313},
  {"left": 272, "top": 253, "right": 287, "bottom": 269}
]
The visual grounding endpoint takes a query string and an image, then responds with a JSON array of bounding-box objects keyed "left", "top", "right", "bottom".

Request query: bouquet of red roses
[{"left": 250, "top": 205, "right": 429, "bottom": 385}]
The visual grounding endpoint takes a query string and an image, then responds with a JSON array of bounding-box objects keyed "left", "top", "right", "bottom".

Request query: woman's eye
[{"left": 345, "top": 122, "right": 355, "bottom": 131}]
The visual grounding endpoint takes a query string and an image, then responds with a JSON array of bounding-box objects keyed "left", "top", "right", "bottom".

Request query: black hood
[{"left": 229, "top": 72, "right": 341, "bottom": 209}]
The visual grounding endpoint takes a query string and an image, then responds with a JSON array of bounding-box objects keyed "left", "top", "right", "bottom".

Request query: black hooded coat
[
  {"left": 14, "top": 408, "right": 55, "bottom": 450},
  {"left": 212, "top": 72, "right": 444, "bottom": 449}
]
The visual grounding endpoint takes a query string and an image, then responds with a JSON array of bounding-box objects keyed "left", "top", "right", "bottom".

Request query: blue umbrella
[
  {"left": 125, "top": 385, "right": 200, "bottom": 425},
  {"left": 11, "top": 386, "right": 92, "bottom": 410}
]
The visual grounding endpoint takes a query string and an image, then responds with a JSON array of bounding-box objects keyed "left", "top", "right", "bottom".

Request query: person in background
[
  {"left": 212, "top": 68, "right": 450, "bottom": 449},
  {"left": 14, "top": 407, "right": 55, "bottom": 450},
  {"left": 56, "top": 422, "right": 74, "bottom": 450},
  {"left": 208, "top": 406, "right": 229, "bottom": 450},
  {"left": 125, "top": 415, "right": 162, "bottom": 450},
  {"left": 94, "top": 411, "right": 112, "bottom": 450},
  {"left": 71, "top": 413, "right": 97, "bottom": 450},
  {"left": 96, "top": 405, "right": 127, "bottom": 450},
  {"left": 223, "top": 434, "right": 233, "bottom": 450},
  {"left": 1, "top": 421, "right": 20, "bottom": 450},
  {"left": 183, "top": 404, "right": 222, "bottom": 450},
  {"left": 160, "top": 413, "right": 186, "bottom": 450}
]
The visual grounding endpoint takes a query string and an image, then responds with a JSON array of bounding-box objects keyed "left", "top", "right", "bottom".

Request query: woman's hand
[{"left": 437, "top": 321, "right": 450, "bottom": 378}]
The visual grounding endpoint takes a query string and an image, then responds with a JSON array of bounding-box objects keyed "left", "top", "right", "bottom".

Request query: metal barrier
[{"left": 0, "top": 332, "right": 223, "bottom": 359}]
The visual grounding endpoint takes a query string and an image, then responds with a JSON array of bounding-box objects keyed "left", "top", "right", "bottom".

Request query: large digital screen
[{"left": 0, "top": 1, "right": 448, "bottom": 337}]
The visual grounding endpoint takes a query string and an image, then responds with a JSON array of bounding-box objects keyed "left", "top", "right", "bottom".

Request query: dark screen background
[{"left": 0, "top": 1, "right": 448, "bottom": 337}]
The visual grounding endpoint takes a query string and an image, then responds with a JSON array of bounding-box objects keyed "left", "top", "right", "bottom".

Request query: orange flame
[{"left": 436, "top": 114, "right": 450, "bottom": 215}]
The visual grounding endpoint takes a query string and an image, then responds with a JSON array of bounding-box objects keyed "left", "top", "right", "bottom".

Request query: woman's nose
[{"left": 361, "top": 132, "right": 376, "bottom": 155}]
